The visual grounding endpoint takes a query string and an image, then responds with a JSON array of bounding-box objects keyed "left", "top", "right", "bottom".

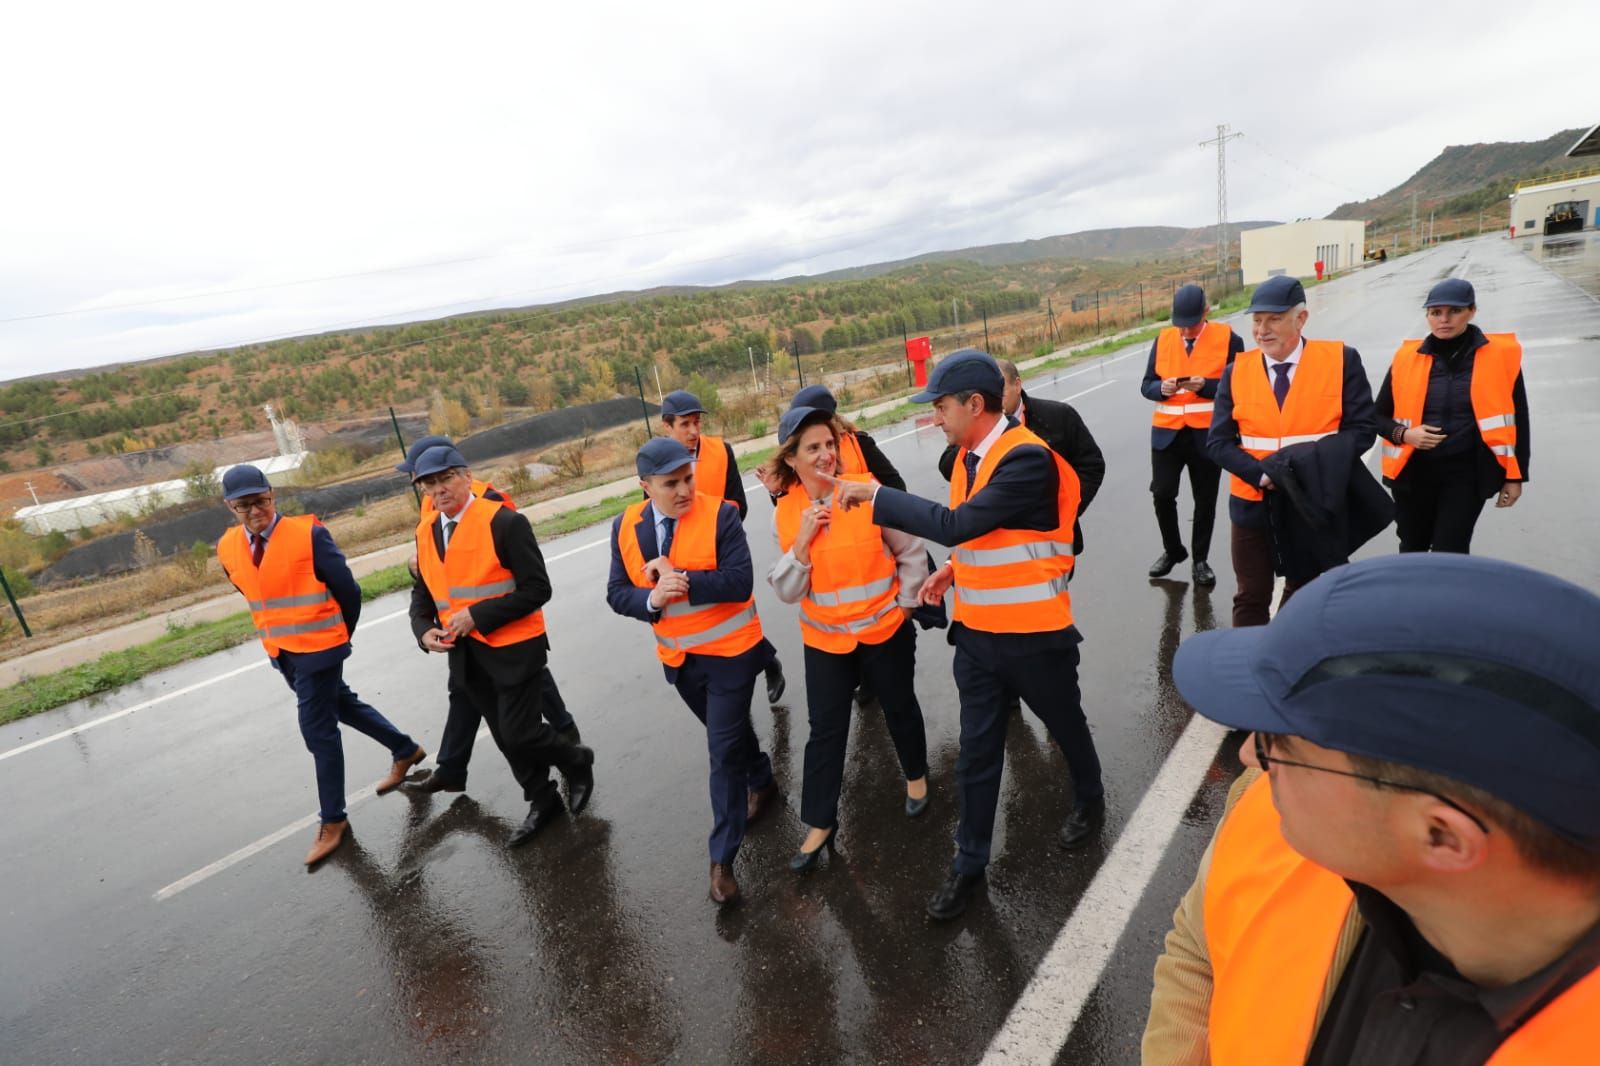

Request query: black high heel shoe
[{"left": 789, "top": 826, "right": 837, "bottom": 872}]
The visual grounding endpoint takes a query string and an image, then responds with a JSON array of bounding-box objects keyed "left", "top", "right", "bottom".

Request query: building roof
[{"left": 1568, "top": 123, "right": 1600, "bottom": 158}]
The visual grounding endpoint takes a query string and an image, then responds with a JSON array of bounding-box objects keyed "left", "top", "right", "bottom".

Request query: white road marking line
[
  {"left": 980, "top": 714, "right": 1230, "bottom": 1065},
  {"left": 1059, "top": 379, "right": 1117, "bottom": 402},
  {"left": 545, "top": 536, "right": 609, "bottom": 562},
  {"left": 154, "top": 725, "right": 494, "bottom": 901},
  {"left": 871, "top": 376, "right": 1121, "bottom": 446},
  {"left": 0, "top": 607, "right": 409, "bottom": 763}
]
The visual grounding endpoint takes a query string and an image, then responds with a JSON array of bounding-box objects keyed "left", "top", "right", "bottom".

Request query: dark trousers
[
  {"left": 1151, "top": 429, "right": 1223, "bottom": 561},
  {"left": 1230, "top": 522, "right": 1305, "bottom": 628},
  {"left": 674, "top": 649, "right": 775, "bottom": 865},
  {"left": 950, "top": 638, "right": 1103, "bottom": 875},
  {"left": 457, "top": 642, "right": 572, "bottom": 808},
  {"left": 800, "top": 622, "right": 929, "bottom": 830},
  {"left": 276, "top": 651, "right": 417, "bottom": 824},
  {"left": 433, "top": 667, "right": 575, "bottom": 786},
  {"left": 1392, "top": 454, "right": 1487, "bottom": 554}
]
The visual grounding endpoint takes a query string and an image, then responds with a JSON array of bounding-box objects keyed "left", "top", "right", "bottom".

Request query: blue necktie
[
  {"left": 659, "top": 516, "right": 675, "bottom": 557},
  {"left": 962, "top": 452, "right": 981, "bottom": 499},
  {"left": 1271, "top": 362, "right": 1292, "bottom": 409}
]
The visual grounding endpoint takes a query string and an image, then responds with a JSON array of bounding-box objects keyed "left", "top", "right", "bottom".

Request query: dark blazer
[
  {"left": 874, "top": 422, "right": 1076, "bottom": 653},
  {"left": 408, "top": 504, "right": 553, "bottom": 685},
  {"left": 938, "top": 392, "right": 1102, "bottom": 554},
  {"left": 1207, "top": 343, "right": 1377, "bottom": 529},
  {"left": 1261, "top": 438, "right": 1395, "bottom": 582},
  {"left": 855, "top": 430, "right": 906, "bottom": 491},
  {"left": 606, "top": 498, "right": 757, "bottom": 682},
  {"left": 1140, "top": 327, "right": 1245, "bottom": 449}
]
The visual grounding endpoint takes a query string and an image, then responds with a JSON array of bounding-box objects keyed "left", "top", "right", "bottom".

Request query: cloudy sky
[{"left": 0, "top": 0, "right": 1590, "bottom": 382}]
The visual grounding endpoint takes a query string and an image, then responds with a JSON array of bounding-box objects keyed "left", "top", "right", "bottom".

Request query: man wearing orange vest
[
  {"left": 1144, "top": 554, "right": 1600, "bottom": 1065},
  {"left": 1207, "top": 275, "right": 1376, "bottom": 627},
  {"left": 659, "top": 389, "right": 786, "bottom": 706},
  {"left": 408, "top": 445, "right": 597, "bottom": 848},
  {"left": 216, "top": 464, "right": 425, "bottom": 867},
  {"left": 832, "top": 350, "right": 1106, "bottom": 921},
  {"left": 1141, "top": 285, "right": 1242, "bottom": 586},
  {"left": 1375, "top": 278, "right": 1530, "bottom": 554},
  {"left": 607, "top": 437, "right": 779, "bottom": 906}
]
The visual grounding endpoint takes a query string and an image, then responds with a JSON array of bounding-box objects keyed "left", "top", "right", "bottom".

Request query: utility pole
[
  {"left": 1410, "top": 192, "right": 1419, "bottom": 252},
  {"left": 1199, "top": 123, "right": 1244, "bottom": 278},
  {"left": 747, "top": 346, "right": 759, "bottom": 392},
  {"left": 24, "top": 480, "right": 39, "bottom": 507},
  {"left": 1428, "top": 209, "right": 1435, "bottom": 247}
]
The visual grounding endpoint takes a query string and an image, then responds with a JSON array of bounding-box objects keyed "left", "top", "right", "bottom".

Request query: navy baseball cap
[
  {"left": 396, "top": 434, "right": 452, "bottom": 473},
  {"left": 910, "top": 348, "right": 1004, "bottom": 404},
  {"left": 1247, "top": 276, "right": 1307, "bottom": 313},
  {"left": 791, "top": 384, "right": 838, "bottom": 414},
  {"left": 660, "top": 390, "right": 705, "bottom": 419},
  {"left": 410, "top": 445, "right": 469, "bottom": 483},
  {"left": 1171, "top": 284, "right": 1208, "bottom": 327},
  {"left": 778, "top": 405, "right": 832, "bottom": 445},
  {"left": 636, "top": 437, "right": 694, "bottom": 477},
  {"left": 221, "top": 464, "right": 272, "bottom": 500},
  {"left": 1173, "top": 554, "right": 1600, "bottom": 845},
  {"left": 1424, "top": 278, "right": 1476, "bottom": 308}
]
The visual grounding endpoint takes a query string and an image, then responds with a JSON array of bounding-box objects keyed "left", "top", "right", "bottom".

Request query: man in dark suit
[
  {"left": 1207, "top": 276, "right": 1377, "bottom": 627},
  {"left": 1140, "top": 285, "right": 1243, "bottom": 586},
  {"left": 408, "top": 446, "right": 597, "bottom": 847},
  {"left": 607, "top": 438, "right": 779, "bottom": 906},
  {"left": 937, "top": 358, "right": 1104, "bottom": 564},
  {"left": 833, "top": 350, "right": 1106, "bottom": 921}
]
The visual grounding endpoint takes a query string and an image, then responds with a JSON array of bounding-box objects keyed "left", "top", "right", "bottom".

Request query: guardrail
[{"left": 1515, "top": 165, "right": 1600, "bottom": 192}]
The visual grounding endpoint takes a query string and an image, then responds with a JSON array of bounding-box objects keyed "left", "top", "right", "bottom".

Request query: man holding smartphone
[{"left": 1140, "top": 285, "right": 1243, "bottom": 587}]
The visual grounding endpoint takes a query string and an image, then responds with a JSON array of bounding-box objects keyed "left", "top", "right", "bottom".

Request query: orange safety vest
[
  {"left": 948, "top": 425, "right": 1078, "bottom": 634},
  {"left": 1204, "top": 776, "right": 1600, "bottom": 1065},
  {"left": 1152, "top": 322, "right": 1232, "bottom": 430},
  {"left": 1380, "top": 333, "right": 1522, "bottom": 482},
  {"left": 774, "top": 476, "right": 903, "bottom": 653},
  {"left": 615, "top": 493, "right": 764, "bottom": 667},
  {"left": 837, "top": 431, "right": 869, "bottom": 477},
  {"left": 217, "top": 515, "right": 349, "bottom": 658},
  {"left": 415, "top": 498, "right": 545, "bottom": 647},
  {"left": 695, "top": 434, "right": 731, "bottom": 502},
  {"left": 419, "top": 478, "right": 515, "bottom": 523},
  {"left": 1227, "top": 341, "right": 1345, "bottom": 502}
]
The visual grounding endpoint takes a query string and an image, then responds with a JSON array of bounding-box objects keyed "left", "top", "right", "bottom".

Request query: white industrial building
[
  {"left": 1508, "top": 170, "right": 1600, "bottom": 238},
  {"left": 1240, "top": 219, "right": 1367, "bottom": 285}
]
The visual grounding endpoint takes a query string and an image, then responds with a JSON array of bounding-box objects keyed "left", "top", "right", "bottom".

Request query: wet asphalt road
[{"left": 2, "top": 233, "right": 1597, "bottom": 1065}]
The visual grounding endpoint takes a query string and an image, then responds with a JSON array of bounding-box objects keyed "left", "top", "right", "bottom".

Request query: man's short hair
[
  {"left": 997, "top": 359, "right": 1021, "bottom": 385},
  {"left": 953, "top": 389, "right": 1003, "bottom": 413}
]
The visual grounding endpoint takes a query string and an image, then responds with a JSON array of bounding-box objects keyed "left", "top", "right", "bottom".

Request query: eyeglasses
[
  {"left": 416, "top": 470, "right": 465, "bottom": 491},
  {"left": 229, "top": 497, "right": 273, "bottom": 514},
  {"left": 1254, "top": 732, "right": 1490, "bottom": 835}
]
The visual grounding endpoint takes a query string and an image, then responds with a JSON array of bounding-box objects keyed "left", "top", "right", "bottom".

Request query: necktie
[
  {"left": 1184, "top": 338, "right": 1195, "bottom": 355},
  {"left": 659, "top": 516, "right": 676, "bottom": 557},
  {"left": 442, "top": 518, "right": 457, "bottom": 551},
  {"left": 962, "top": 452, "right": 981, "bottom": 500},
  {"left": 1271, "top": 362, "right": 1292, "bottom": 409},
  {"left": 250, "top": 533, "right": 265, "bottom": 568}
]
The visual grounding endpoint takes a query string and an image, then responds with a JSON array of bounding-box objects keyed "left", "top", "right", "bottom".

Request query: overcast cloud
[{"left": 0, "top": 0, "right": 1589, "bottom": 381}]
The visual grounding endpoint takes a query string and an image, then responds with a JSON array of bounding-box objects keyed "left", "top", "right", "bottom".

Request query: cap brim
[
  {"left": 908, "top": 387, "right": 942, "bottom": 403},
  {"left": 1423, "top": 301, "right": 1472, "bottom": 309},
  {"left": 1171, "top": 626, "right": 1299, "bottom": 735},
  {"left": 394, "top": 461, "right": 412, "bottom": 473},
  {"left": 1170, "top": 312, "right": 1203, "bottom": 327},
  {"left": 641, "top": 461, "right": 694, "bottom": 478},
  {"left": 1246, "top": 302, "right": 1297, "bottom": 313},
  {"left": 224, "top": 487, "right": 269, "bottom": 500}
]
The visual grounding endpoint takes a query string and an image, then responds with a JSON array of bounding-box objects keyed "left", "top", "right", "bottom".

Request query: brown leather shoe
[
  {"left": 709, "top": 861, "right": 740, "bottom": 905},
  {"left": 376, "top": 746, "right": 427, "bottom": 794},
  {"left": 304, "top": 819, "right": 348, "bottom": 866},
  {"left": 746, "top": 781, "right": 778, "bottom": 824}
]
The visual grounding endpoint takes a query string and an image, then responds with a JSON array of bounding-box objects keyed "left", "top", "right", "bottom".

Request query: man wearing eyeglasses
[
  {"left": 408, "top": 445, "right": 597, "bottom": 848},
  {"left": 1143, "top": 553, "right": 1600, "bottom": 1065},
  {"left": 216, "top": 464, "right": 425, "bottom": 867}
]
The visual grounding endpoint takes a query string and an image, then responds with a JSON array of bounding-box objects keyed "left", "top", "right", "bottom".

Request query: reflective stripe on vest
[
  {"left": 1382, "top": 334, "right": 1522, "bottom": 482},
  {"left": 415, "top": 498, "right": 545, "bottom": 647},
  {"left": 1153, "top": 323, "right": 1231, "bottom": 430},
  {"left": 695, "top": 435, "right": 732, "bottom": 503},
  {"left": 614, "top": 493, "right": 764, "bottom": 667},
  {"left": 217, "top": 514, "right": 349, "bottom": 659},
  {"left": 948, "top": 425, "right": 1077, "bottom": 634},
  {"left": 1226, "top": 342, "right": 1346, "bottom": 502},
  {"left": 773, "top": 476, "right": 903, "bottom": 653},
  {"left": 1202, "top": 774, "right": 1600, "bottom": 1064}
]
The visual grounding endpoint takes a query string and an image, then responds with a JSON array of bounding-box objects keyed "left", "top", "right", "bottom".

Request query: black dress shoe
[
  {"left": 400, "top": 771, "right": 465, "bottom": 795},
  {"left": 766, "top": 660, "right": 787, "bottom": 705},
  {"left": 507, "top": 796, "right": 564, "bottom": 848},
  {"left": 926, "top": 867, "right": 984, "bottom": 921},
  {"left": 746, "top": 780, "right": 779, "bottom": 824},
  {"left": 561, "top": 763, "right": 594, "bottom": 816},
  {"left": 789, "top": 826, "right": 837, "bottom": 872},
  {"left": 555, "top": 724, "right": 583, "bottom": 745},
  {"left": 1148, "top": 549, "right": 1189, "bottom": 578},
  {"left": 1192, "top": 560, "right": 1217, "bottom": 588},
  {"left": 1058, "top": 795, "right": 1106, "bottom": 850}
]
